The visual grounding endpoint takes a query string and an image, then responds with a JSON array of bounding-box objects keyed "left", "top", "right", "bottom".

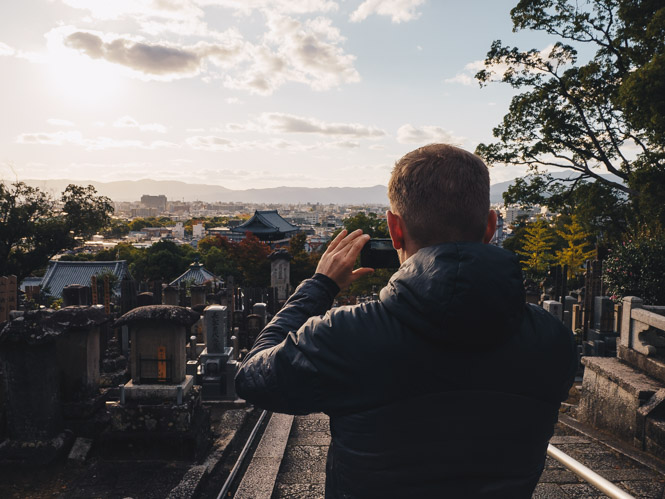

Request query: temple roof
[
  {"left": 231, "top": 210, "right": 299, "bottom": 235},
  {"left": 169, "top": 261, "right": 219, "bottom": 286},
  {"left": 40, "top": 260, "right": 130, "bottom": 298}
]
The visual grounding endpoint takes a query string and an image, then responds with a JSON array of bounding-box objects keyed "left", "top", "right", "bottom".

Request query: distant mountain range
[{"left": 20, "top": 173, "right": 623, "bottom": 205}]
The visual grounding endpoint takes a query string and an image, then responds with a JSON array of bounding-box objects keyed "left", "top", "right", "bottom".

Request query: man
[{"left": 236, "top": 144, "right": 578, "bottom": 498}]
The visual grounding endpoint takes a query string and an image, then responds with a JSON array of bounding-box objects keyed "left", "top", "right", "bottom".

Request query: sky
[{"left": 0, "top": 0, "right": 563, "bottom": 190}]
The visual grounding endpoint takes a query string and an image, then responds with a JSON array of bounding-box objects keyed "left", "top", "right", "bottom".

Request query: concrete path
[
  {"left": 268, "top": 414, "right": 665, "bottom": 499},
  {"left": 235, "top": 412, "right": 295, "bottom": 499}
]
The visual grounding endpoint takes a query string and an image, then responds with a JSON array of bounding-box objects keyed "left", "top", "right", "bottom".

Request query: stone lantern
[{"left": 105, "top": 305, "right": 210, "bottom": 459}]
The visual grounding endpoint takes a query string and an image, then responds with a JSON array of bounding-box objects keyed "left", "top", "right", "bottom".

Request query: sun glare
[{"left": 48, "top": 43, "right": 125, "bottom": 106}]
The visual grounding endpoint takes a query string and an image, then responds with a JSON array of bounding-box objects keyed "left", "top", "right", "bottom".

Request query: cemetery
[{"left": 1, "top": 251, "right": 665, "bottom": 497}]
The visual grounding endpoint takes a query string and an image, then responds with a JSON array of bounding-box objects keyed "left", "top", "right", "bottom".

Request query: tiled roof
[
  {"left": 40, "top": 260, "right": 130, "bottom": 297},
  {"left": 231, "top": 210, "right": 299, "bottom": 234},
  {"left": 170, "top": 262, "right": 219, "bottom": 286}
]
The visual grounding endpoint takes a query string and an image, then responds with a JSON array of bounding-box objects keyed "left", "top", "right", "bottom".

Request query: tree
[
  {"left": 603, "top": 230, "right": 665, "bottom": 304},
  {"left": 0, "top": 182, "right": 113, "bottom": 280},
  {"left": 234, "top": 233, "right": 271, "bottom": 287},
  {"left": 476, "top": 0, "right": 665, "bottom": 230},
  {"left": 516, "top": 218, "right": 556, "bottom": 277},
  {"left": 130, "top": 240, "right": 197, "bottom": 282},
  {"left": 555, "top": 215, "right": 596, "bottom": 278},
  {"left": 342, "top": 212, "right": 389, "bottom": 238},
  {"left": 288, "top": 232, "right": 318, "bottom": 287}
]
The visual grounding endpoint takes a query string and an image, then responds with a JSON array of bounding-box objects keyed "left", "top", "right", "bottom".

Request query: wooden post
[
  {"left": 91, "top": 275, "right": 98, "bottom": 305},
  {"left": 0, "top": 276, "right": 8, "bottom": 322},
  {"left": 103, "top": 275, "right": 111, "bottom": 315}
]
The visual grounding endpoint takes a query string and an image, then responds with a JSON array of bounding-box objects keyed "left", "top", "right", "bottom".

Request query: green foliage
[
  {"left": 476, "top": 0, "right": 665, "bottom": 232},
  {"left": 516, "top": 218, "right": 556, "bottom": 278},
  {"left": 288, "top": 232, "right": 318, "bottom": 287},
  {"left": 0, "top": 182, "right": 113, "bottom": 280},
  {"left": 342, "top": 212, "right": 389, "bottom": 238},
  {"left": 129, "top": 240, "right": 198, "bottom": 282},
  {"left": 128, "top": 216, "right": 173, "bottom": 232},
  {"left": 603, "top": 231, "right": 665, "bottom": 304}
]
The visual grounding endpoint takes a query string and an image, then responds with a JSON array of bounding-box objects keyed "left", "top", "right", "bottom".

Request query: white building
[{"left": 192, "top": 222, "right": 205, "bottom": 239}]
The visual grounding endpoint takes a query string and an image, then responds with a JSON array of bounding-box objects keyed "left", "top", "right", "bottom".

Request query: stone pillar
[
  {"left": 621, "top": 296, "right": 643, "bottom": 349},
  {"left": 563, "top": 296, "right": 576, "bottom": 330},
  {"left": 252, "top": 303, "right": 267, "bottom": 328},
  {"left": 0, "top": 309, "right": 74, "bottom": 463},
  {"left": 191, "top": 285, "right": 206, "bottom": 308},
  {"left": 62, "top": 284, "right": 91, "bottom": 307},
  {"left": 204, "top": 305, "right": 227, "bottom": 353},
  {"left": 594, "top": 296, "right": 615, "bottom": 333},
  {"left": 137, "top": 292, "right": 154, "bottom": 307},
  {"left": 163, "top": 285, "right": 179, "bottom": 305},
  {"left": 572, "top": 304, "right": 582, "bottom": 331},
  {"left": 543, "top": 300, "right": 563, "bottom": 321},
  {"left": 54, "top": 306, "right": 108, "bottom": 402},
  {"left": 120, "top": 276, "right": 138, "bottom": 315}
]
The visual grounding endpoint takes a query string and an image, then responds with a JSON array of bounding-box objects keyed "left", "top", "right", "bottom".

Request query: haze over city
[{"left": 2, "top": 0, "right": 565, "bottom": 191}]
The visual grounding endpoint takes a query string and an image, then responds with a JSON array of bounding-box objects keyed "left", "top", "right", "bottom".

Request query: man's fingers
[
  {"left": 327, "top": 229, "right": 347, "bottom": 252},
  {"left": 350, "top": 267, "right": 374, "bottom": 282},
  {"left": 332, "top": 229, "right": 363, "bottom": 253}
]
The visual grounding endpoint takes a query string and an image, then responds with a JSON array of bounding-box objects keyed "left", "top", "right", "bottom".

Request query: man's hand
[{"left": 316, "top": 229, "right": 374, "bottom": 290}]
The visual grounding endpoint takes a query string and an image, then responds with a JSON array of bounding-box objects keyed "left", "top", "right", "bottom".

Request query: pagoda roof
[
  {"left": 40, "top": 260, "right": 130, "bottom": 298},
  {"left": 169, "top": 262, "right": 219, "bottom": 286},
  {"left": 231, "top": 210, "right": 299, "bottom": 234}
]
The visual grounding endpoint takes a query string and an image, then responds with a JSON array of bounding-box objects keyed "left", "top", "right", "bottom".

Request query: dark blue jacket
[{"left": 235, "top": 243, "right": 578, "bottom": 498}]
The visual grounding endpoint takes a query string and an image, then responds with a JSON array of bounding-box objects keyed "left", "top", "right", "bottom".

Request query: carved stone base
[{"left": 0, "top": 431, "right": 74, "bottom": 465}]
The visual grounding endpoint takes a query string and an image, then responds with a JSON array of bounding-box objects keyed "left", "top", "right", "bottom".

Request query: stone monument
[
  {"left": 104, "top": 305, "right": 211, "bottom": 459},
  {"left": 578, "top": 296, "right": 665, "bottom": 459}
]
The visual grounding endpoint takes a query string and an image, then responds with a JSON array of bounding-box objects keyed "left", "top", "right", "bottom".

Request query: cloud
[
  {"left": 113, "top": 116, "right": 168, "bottom": 133},
  {"left": 260, "top": 112, "right": 385, "bottom": 137},
  {"left": 47, "top": 118, "right": 75, "bottom": 127},
  {"left": 0, "top": 41, "right": 46, "bottom": 63},
  {"left": 224, "top": 14, "right": 359, "bottom": 95},
  {"left": 16, "top": 130, "right": 179, "bottom": 150},
  {"left": 443, "top": 73, "right": 475, "bottom": 86},
  {"left": 0, "top": 41, "right": 14, "bottom": 57},
  {"left": 58, "top": 14, "right": 358, "bottom": 94},
  {"left": 445, "top": 44, "right": 557, "bottom": 86},
  {"left": 186, "top": 135, "right": 236, "bottom": 151},
  {"left": 350, "top": 0, "right": 426, "bottom": 23},
  {"left": 396, "top": 124, "right": 463, "bottom": 144},
  {"left": 63, "top": 30, "right": 246, "bottom": 80}
]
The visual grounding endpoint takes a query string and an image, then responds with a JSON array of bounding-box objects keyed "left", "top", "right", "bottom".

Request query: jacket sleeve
[{"left": 234, "top": 273, "right": 341, "bottom": 414}]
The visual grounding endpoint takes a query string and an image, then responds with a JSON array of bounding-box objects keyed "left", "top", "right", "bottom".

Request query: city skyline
[{"left": 3, "top": 0, "right": 568, "bottom": 190}]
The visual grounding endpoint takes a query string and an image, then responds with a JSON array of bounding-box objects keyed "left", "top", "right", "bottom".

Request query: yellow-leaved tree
[
  {"left": 555, "top": 215, "right": 596, "bottom": 279},
  {"left": 516, "top": 218, "right": 556, "bottom": 278}
]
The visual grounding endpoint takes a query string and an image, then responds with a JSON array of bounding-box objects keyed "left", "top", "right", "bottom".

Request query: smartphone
[{"left": 360, "top": 238, "right": 400, "bottom": 269}]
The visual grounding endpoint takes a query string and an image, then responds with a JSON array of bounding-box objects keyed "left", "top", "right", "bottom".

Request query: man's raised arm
[{"left": 234, "top": 229, "right": 372, "bottom": 414}]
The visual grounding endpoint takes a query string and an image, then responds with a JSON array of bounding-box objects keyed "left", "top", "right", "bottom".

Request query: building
[
  {"left": 141, "top": 194, "right": 167, "bottom": 212},
  {"left": 40, "top": 260, "right": 131, "bottom": 298},
  {"left": 170, "top": 261, "right": 220, "bottom": 286},
  {"left": 231, "top": 210, "right": 299, "bottom": 245}
]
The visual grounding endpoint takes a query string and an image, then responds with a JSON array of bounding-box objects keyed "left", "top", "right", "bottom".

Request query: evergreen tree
[
  {"left": 516, "top": 218, "right": 556, "bottom": 277},
  {"left": 555, "top": 215, "right": 596, "bottom": 278}
]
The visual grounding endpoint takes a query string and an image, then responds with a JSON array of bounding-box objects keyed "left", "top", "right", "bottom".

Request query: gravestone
[
  {"left": 104, "top": 305, "right": 210, "bottom": 459},
  {"left": 163, "top": 285, "right": 178, "bottom": 305},
  {"left": 543, "top": 300, "right": 563, "bottom": 321},
  {"left": 0, "top": 309, "right": 74, "bottom": 463},
  {"left": 204, "top": 305, "right": 227, "bottom": 354},
  {"left": 200, "top": 305, "right": 236, "bottom": 401},
  {"left": 585, "top": 296, "right": 619, "bottom": 356}
]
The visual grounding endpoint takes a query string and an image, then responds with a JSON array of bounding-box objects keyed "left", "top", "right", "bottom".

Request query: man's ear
[
  {"left": 387, "top": 210, "right": 405, "bottom": 250},
  {"left": 482, "top": 210, "right": 498, "bottom": 244}
]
